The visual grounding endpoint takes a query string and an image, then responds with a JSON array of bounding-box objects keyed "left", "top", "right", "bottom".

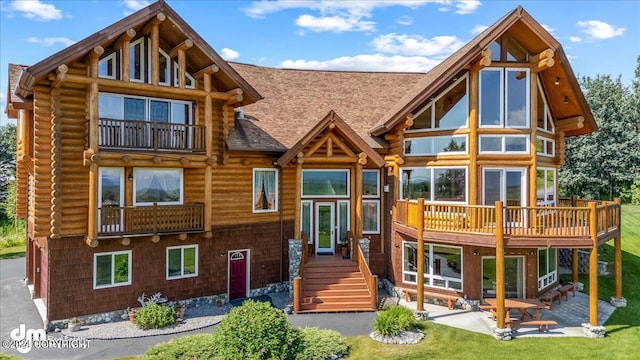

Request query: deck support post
[
  {"left": 572, "top": 249, "right": 579, "bottom": 284},
  {"left": 588, "top": 201, "right": 598, "bottom": 326},
  {"left": 495, "top": 201, "right": 506, "bottom": 329},
  {"left": 613, "top": 198, "right": 622, "bottom": 300},
  {"left": 416, "top": 198, "right": 425, "bottom": 311}
]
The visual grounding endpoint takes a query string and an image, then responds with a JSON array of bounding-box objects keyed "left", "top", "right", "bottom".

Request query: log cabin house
[{"left": 6, "top": 1, "right": 623, "bottom": 332}]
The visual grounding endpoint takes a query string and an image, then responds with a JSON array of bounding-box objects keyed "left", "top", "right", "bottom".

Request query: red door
[{"left": 229, "top": 251, "right": 248, "bottom": 300}]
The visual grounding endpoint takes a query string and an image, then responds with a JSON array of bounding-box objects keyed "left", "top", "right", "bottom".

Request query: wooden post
[
  {"left": 529, "top": 73, "right": 538, "bottom": 209},
  {"left": 293, "top": 277, "right": 302, "bottom": 313},
  {"left": 572, "top": 248, "right": 579, "bottom": 284},
  {"left": 355, "top": 161, "right": 363, "bottom": 239},
  {"left": 150, "top": 18, "right": 161, "bottom": 85},
  {"left": 416, "top": 198, "right": 425, "bottom": 311},
  {"left": 203, "top": 73, "right": 213, "bottom": 236},
  {"left": 294, "top": 162, "right": 302, "bottom": 239},
  {"left": 495, "top": 200, "right": 506, "bottom": 329},
  {"left": 86, "top": 48, "right": 100, "bottom": 247},
  {"left": 588, "top": 201, "right": 599, "bottom": 326},
  {"left": 613, "top": 198, "right": 622, "bottom": 299},
  {"left": 468, "top": 71, "right": 479, "bottom": 206}
]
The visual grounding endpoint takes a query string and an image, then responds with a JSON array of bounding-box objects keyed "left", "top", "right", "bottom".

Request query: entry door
[
  {"left": 315, "top": 202, "right": 335, "bottom": 254},
  {"left": 483, "top": 168, "right": 526, "bottom": 223},
  {"left": 228, "top": 250, "right": 248, "bottom": 300},
  {"left": 482, "top": 256, "right": 525, "bottom": 299},
  {"left": 98, "top": 168, "right": 124, "bottom": 233}
]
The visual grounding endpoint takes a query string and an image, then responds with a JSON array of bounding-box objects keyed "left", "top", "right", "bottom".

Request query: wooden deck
[{"left": 394, "top": 198, "right": 621, "bottom": 249}]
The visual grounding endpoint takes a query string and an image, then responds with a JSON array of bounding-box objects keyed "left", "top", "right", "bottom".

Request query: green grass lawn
[{"left": 0, "top": 219, "right": 25, "bottom": 260}]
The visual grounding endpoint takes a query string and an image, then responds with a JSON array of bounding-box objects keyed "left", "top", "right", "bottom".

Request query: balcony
[
  {"left": 99, "top": 118, "right": 205, "bottom": 152},
  {"left": 394, "top": 198, "right": 620, "bottom": 248},
  {"left": 98, "top": 203, "right": 205, "bottom": 237}
]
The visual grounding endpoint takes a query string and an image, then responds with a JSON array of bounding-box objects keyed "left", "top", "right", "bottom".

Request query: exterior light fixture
[
  {"left": 554, "top": 77, "right": 560, "bottom": 85},
  {"left": 564, "top": 96, "right": 569, "bottom": 104}
]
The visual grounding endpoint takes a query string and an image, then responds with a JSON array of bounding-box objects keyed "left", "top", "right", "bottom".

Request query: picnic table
[{"left": 483, "top": 298, "right": 549, "bottom": 321}]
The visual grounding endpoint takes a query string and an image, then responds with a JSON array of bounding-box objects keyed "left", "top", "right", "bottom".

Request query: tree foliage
[
  {"left": 0, "top": 124, "right": 17, "bottom": 219},
  {"left": 560, "top": 57, "right": 640, "bottom": 200}
]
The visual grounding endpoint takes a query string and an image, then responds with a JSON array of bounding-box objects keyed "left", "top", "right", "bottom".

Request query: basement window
[
  {"left": 167, "top": 245, "right": 198, "bottom": 279},
  {"left": 94, "top": 251, "right": 131, "bottom": 289}
]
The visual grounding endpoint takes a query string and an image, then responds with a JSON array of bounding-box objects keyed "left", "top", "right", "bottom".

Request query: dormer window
[{"left": 98, "top": 52, "right": 116, "bottom": 79}]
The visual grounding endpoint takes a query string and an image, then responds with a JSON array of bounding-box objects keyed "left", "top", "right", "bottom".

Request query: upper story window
[
  {"left": 537, "top": 136, "right": 555, "bottom": 157},
  {"left": 99, "top": 93, "right": 193, "bottom": 124},
  {"left": 302, "top": 170, "right": 349, "bottom": 198},
  {"left": 488, "top": 34, "right": 530, "bottom": 62},
  {"left": 536, "top": 83, "right": 555, "bottom": 133},
  {"left": 404, "top": 135, "right": 467, "bottom": 156},
  {"left": 363, "top": 170, "right": 380, "bottom": 197},
  {"left": 536, "top": 168, "right": 556, "bottom": 206},
  {"left": 479, "top": 135, "right": 529, "bottom": 154},
  {"left": 98, "top": 52, "right": 116, "bottom": 79},
  {"left": 133, "top": 168, "right": 183, "bottom": 206},
  {"left": 253, "top": 168, "right": 278, "bottom": 212},
  {"left": 400, "top": 167, "right": 467, "bottom": 203},
  {"left": 130, "top": 38, "right": 145, "bottom": 82},
  {"left": 174, "top": 62, "right": 195, "bottom": 89},
  {"left": 407, "top": 75, "right": 468, "bottom": 131},
  {"left": 158, "top": 48, "right": 171, "bottom": 86},
  {"left": 480, "top": 68, "right": 530, "bottom": 128}
]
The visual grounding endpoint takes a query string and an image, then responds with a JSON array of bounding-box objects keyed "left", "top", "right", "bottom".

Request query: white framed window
[
  {"left": 480, "top": 68, "right": 530, "bottom": 128},
  {"left": 94, "top": 250, "right": 131, "bottom": 289},
  {"left": 133, "top": 168, "right": 183, "bottom": 206},
  {"left": 363, "top": 170, "right": 380, "bottom": 197},
  {"left": 158, "top": 48, "right": 171, "bottom": 86},
  {"left": 173, "top": 62, "right": 195, "bottom": 89},
  {"left": 538, "top": 248, "right": 557, "bottom": 290},
  {"left": 536, "top": 136, "right": 555, "bottom": 157},
  {"left": 302, "top": 169, "right": 350, "bottom": 198},
  {"left": 479, "top": 135, "right": 529, "bottom": 154},
  {"left": 407, "top": 74, "right": 469, "bottom": 131},
  {"left": 167, "top": 245, "right": 198, "bottom": 279},
  {"left": 536, "top": 82, "right": 555, "bottom": 134},
  {"left": 536, "top": 168, "right": 556, "bottom": 206},
  {"left": 253, "top": 168, "right": 278, "bottom": 213},
  {"left": 402, "top": 241, "right": 462, "bottom": 291},
  {"left": 301, "top": 200, "right": 313, "bottom": 244},
  {"left": 400, "top": 167, "right": 467, "bottom": 203},
  {"left": 130, "top": 38, "right": 145, "bottom": 83},
  {"left": 482, "top": 168, "right": 527, "bottom": 207},
  {"left": 404, "top": 135, "right": 467, "bottom": 156},
  {"left": 363, "top": 200, "right": 380, "bottom": 234},
  {"left": 338, "top": 200, "right": 350, "bottom": 243},
  {"left": 98, "top": 52, "right": 116, "bottom": 79},
  {"left": 98, "top": 93, "right": 193, "bottom": 124}
]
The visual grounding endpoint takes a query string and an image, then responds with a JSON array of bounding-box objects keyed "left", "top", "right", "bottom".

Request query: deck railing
[
  {"left": 98, "top": 203, "right": 205, "bottom": 235},
  {"left": 99, "top": 118, "right": 205, "bottom": 152},
  {"left": 395, "top": 198, "right": 620, "bottom": 240},
  {"left": 351, "top": 235, "right": 378, "bottom": 310}
]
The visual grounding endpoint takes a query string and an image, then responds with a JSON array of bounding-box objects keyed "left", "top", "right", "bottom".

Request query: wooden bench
[
  {"left": 558, "top": 284, "right": 575, "bottom": 301},
  {"left": 519, "top": 320, "right": 558, "bottom": 332},
  {"left": 540, "top": 290, "right": 561, "bottom": 309},
  {"left": 404, "top": 289, "right": 459, "bottom": 310}
]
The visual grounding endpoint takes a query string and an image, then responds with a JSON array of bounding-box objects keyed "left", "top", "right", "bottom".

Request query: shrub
[
  {"left": 135, "top": 303, "right": 177, "bottom": 329},
  {"left": 144, "top": 333, "right": 220, "bottom": 360},
  {"left": 211, "top": 300, "right": 300, "bottom": 360},
  {"left": 621, "top": 177, "right": 640, "bottom": 204},
  {"left": 296, "top": 327, "right": 348, "bottom": 360},
  {"left": 373, "top": 305, "right": 416, "bottom": 336}
]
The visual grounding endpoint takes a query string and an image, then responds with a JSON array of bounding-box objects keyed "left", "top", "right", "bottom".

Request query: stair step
[
  {"left": 304, "top": 277, "right": 364, "bottom": 285},
  {"left": 304, "top": 271, "right": 362, "bottom": 278},
  {"left": 304, "top": 288, "right": 371, "bottom": 297},
  {"left": 304, "top": 283, "right": 369, "bottom": 291},
  {"left": 300, "top": 301, "right": 375, "bottom": 312},
  {"left": 303, "top": 295, "right": 372, "bottom": 303}
]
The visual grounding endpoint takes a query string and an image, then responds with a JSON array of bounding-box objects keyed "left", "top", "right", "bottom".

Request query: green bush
[
  {"left": 296, "top": 327, "right": 348, "bottom": 360},
  {"left": 211, "top": 300, "right": 300, "bottom": 360},
  {"left": 144, "top": 333, "right": 220, "bottom": 360},
  {"left": 135, "top": 303, "right": 177, "bottom": 329},
  {"left": 373, "top": 305, "right": 416, "bottom": 336},
  {"left": 621, "top": 177, "right": 640, "bottom": 204}
]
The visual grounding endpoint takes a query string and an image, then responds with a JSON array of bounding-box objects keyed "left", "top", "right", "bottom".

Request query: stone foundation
[
  {"left": 414, "top": 310, "right": 429, "bottom": 321},
  {"left": 491, "top": 326, "right": 514, "bottom": 340},
  {"left": 610, "top": 297, "right": 627, "bottom": 308},
  {"left": 582, "top": 323, "right": 606, "bottom": 338},
  {"left": 370, "top": 329, "right": 425, "bottom": 344},
  {"left": 358, "top": 238, "right": 370, "bottom": 263},
  {"left": 288, "top": 239, "right": 303, "bottom": 300}
]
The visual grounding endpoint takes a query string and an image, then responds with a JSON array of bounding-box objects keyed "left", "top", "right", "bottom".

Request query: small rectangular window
[
  {"left": 301, "top": 200, "right": 313, "bottom": 244},
  {"left": 167, "top": 245, "right": 198, "bottom": 279},
  {"left": 363, "top": 170, "right": 380, "bottom": 197},
  {"left": 536, "top": 136, "right": 555, "bottom": 157},
  {"left": 98, "top": 53, "right": 116, "bottom": 79},
  {"left": 94, "top": 251, "right": 131, "bottom": 289},
  {"left": 362, "top": 200, "right": 380, "bottom": 234},
  {"left": 253, "top": 169, "right": 278, "bottom": 212},
  {"left": 404, "top": 135, "right": 467, "bottom": 156},
  {"left": 479, "top": 135, "right": 529, "bottom": 154},
  {"left": 302, "top": 170, "right": 349, "bottom": 197}
]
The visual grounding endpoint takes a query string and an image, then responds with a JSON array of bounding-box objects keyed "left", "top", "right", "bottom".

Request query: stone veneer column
[{"left": 288, "top": 239, "right": 302, "bottom": 299}]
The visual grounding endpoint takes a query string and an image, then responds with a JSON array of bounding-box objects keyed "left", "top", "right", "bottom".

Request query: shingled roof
[{"left": 229, "top": 63, "right": 425, "bottom": 150}]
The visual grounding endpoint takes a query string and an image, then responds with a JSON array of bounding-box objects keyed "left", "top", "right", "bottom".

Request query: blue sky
[{"left": 1, "top": 0, "right": 639, "bottom": 126}]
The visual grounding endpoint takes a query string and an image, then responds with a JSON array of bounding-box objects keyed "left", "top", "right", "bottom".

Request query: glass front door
[
  {"left": 98, "top": 168, "right": 124, "bottom": 233},
  {"left": 482, "top": 256, "right": 525, "bottom": 299},
  {"left": 315, "top": 203, "right": 335, "bottom": 254}
]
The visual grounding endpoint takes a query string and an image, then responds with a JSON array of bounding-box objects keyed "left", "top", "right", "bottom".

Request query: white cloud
[
  {"left": 569, "top": 36, "right": 582, "bottom": 43},
  {"left": 471, "top": 24, "right": 488, "bottom": 36},
  {"left": 454, "top": 0, "right": 481, "bottom": 15},
  {"left": 576, "top": 20, "right": 626, "bottom": 39},
  {"left": 10, "top": 0, "right": 62, "bottom": 21},
  {"left": 372, "top": 33, "right": 464, "bottom": 57},
  {"left": 396, "top": 16, "right": 413, "bottom": 26},
  {"left": 27, "top": 36, "right": 75, "bottom": 47},
  {"left": 295, "top": 14, "right": 374, "bottom": 32},
  {"left": 280, "top": 54, "right": 439, "bottom": 73},
  {"left": 220, "top": 48, "right": 240, "bottom": 60},
  {"left": 541, "top": 24, "right": 555, "bottom": 35},
  {"left": 124, "top": 0, "right": 150, "bottom": 12}
]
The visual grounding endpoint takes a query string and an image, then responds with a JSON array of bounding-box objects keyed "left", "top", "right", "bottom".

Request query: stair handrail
[{"left": 352, "top": 236, "right": 378, "bottom": 310}]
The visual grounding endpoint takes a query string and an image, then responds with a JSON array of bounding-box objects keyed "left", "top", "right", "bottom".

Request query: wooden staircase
[{"left": 298, "top": 256, "right": 376, "bottom": 313}]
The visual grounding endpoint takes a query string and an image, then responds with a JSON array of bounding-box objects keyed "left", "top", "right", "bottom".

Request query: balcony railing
[
  {"left": 99, "top": 118, "right": 205, "bottom": 152},
  {"left": 98, "top": 203, "right": 205, "bottom": 236},
  {"left": 395, "top": 198, "right": 620, "bottom": 240}
]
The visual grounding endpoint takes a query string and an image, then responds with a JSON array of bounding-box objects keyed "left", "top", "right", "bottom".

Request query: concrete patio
[{"left": 383, "top": 290, "right": 616, "bottom": 338}]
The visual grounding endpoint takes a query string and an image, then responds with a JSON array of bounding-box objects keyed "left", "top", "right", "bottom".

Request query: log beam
[
  {"left": 588, "top": 201, "right": 599, "bottom": 326},
  {"left": 470, "top": 48, "right": 492, "bottom": 72},
  {"left": 141, "top": 13, "right": 166, "bottom": 35},
  {"left": 556, "top": 116, "right": 584, "bottom": 132},
  {"left": 531, "top": 57, "right": 554, "bottom": 73},
  {"left": 529, "top": 49, "right": 554, "bottom": 65},
  {"left": 495, "top": 200, "right": 506, "bottom": 329},
  {"left": 150, "top": 19, "right": 160, "bottom": 85},
  {"left": 50, "top": 64, "right": 68, "bottom": 88},
  {"left": 194, "top": 64, "right": 219, "bottom": 79},
  {"left": 169, "top": 39, "right": 194, "bottom": 58},
  {"left": 113, "top": 28, "right": 136, "bottom": 50}
]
